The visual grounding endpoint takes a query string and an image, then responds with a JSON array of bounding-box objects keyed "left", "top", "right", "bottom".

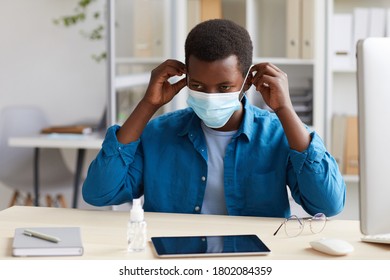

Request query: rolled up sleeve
[
  {"left": 288, "top": 132, "right": 346, "bottom": 217},
  {"left": 82, "top": 125, "right": 143, "bottom": 206}
]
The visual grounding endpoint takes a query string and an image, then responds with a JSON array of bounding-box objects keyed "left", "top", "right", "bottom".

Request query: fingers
[
  {"left": 151, "top": 59, "right": 186, "bottom": 82},
  {"left": 143, "top": 59, "right": 188, "bottom": 107},
  {"left": 250, "top": 63, "right": 288, "bottom": 91},
  {"left": 171, "top": 76, "right": 187, "bottom": 94},
  {"left": 158, "top": 60, "right": 187, "bottom": 95}
]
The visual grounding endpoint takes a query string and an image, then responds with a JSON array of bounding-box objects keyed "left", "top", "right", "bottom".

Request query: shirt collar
[
  {"left": 178, "top": 109, "right": 201, "bottom": 137},
  {"left": 235, "top": 96, "right": 253, "bottom": 142}
]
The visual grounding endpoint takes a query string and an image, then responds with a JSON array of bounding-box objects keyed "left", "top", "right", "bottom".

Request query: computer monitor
[{"left": 357, "top": 37, "right": 390, "bottom": 235}]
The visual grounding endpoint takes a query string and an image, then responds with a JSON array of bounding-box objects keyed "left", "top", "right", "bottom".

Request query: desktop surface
[
  {"left": 8, "top": 132, "right": 103, "bottom": 149},
  {"left": 0, "top": 206, "right": 389, "bottom": 260}
]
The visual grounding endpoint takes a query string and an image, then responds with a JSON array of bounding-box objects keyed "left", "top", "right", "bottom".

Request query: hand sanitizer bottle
[{"left": 127, "top": 198, "right": 147, "bottom": 252}]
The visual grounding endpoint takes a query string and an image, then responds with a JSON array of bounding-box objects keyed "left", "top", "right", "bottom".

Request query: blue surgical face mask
[
  {"left": 186, "top": 66, "right": 252, "bottom": 128},
  {"left": 187, "top": 89, "right": 242, "bottom": 128}
]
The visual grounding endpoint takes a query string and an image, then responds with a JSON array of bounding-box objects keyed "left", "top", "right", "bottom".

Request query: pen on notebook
[{"left": 23, "top": 229, "right": 61, "bottom": 243}]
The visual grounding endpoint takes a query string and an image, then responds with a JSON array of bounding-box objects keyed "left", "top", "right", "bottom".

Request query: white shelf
[
  {"left": 343, "top": 174, "right": 359, "bottom": 184},
  {"left": 115, "top": 73, "right": 150, "bottom": 90},
  {"left": 332, "top": 68, "right": 356, "bottom": 74},
  {"left": 115, "top": 57, "right": 167, "bottom": 65},
  {"left": 252, "top": 57, "right": 315, "bottom": 66}
]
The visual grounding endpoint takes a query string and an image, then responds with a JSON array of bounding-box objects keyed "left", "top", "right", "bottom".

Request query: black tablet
[{"left": 151, "top": 234, "right": 270, "bottom": 258}]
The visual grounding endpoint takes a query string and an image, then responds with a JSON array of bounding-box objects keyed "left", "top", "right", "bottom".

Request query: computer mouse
[{"left": 310, "top": 238, "right": 354, "bottom": 256}]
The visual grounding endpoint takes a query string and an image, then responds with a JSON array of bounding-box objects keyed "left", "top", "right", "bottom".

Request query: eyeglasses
[{"left": 273, "top": 213, "right": 327, "bottom": 237}]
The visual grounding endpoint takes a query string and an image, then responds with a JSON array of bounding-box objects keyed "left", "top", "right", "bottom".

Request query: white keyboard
[{"left": 361, "top": 233, "right": 390, "bottom": 244}]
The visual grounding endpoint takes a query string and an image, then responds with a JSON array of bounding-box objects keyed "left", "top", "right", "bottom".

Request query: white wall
[{"left": 0, "top": 0, "right": 106, "bottom": 125}]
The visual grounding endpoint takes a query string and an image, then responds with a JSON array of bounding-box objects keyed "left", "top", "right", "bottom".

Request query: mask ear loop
[{"left": 239, "top": 64, "right": 254, "bottom": 102}]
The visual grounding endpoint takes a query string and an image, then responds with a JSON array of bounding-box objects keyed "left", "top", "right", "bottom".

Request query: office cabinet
[
  {"left": 326, "top": 0, "right": 390, "bottom": 178},
  {"left": 107, "top": 0, "right": 326, "bottom": 140},
  {"left": 326, "top": 0, "right": 390, "bottom": 220}
]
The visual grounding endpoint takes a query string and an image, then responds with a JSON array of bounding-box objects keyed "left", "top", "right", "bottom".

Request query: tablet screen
[{"left": 151, "top": 234, "right": 270, "bottom": 258}]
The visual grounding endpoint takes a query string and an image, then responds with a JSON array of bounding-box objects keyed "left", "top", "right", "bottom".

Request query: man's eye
[
  {"left": 191, "top": 84, "right": 203, "bottom": 90},
  {"left": 220, "top": 86, "right": 232, "bottom": 91}
]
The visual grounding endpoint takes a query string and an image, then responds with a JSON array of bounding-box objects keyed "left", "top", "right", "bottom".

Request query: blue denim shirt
[{"left": 82, "top": 99, "right": 346, "bottom": 218}]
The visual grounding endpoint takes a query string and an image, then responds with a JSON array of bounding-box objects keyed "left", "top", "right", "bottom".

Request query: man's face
[{"left": 187, "top": 55, "right": 245, "bottom": 94}]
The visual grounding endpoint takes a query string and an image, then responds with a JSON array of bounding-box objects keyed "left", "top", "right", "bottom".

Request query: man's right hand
[
  {"left": 142, "top": 59, "right": 187, "bottom": 109},
  {"left": 116, "top": 59, "right": 187, "bottom": 144}
]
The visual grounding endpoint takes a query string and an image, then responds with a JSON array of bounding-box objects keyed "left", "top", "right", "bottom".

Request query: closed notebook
[{"left": 12, "top": 227, "right": 83, "bottom": 257}]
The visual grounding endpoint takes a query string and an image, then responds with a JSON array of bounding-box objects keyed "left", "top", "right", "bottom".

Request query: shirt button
[
  {"left": 201, "top": 238, "right": 206, "bottom": 242},
  {"left": 195, "top": 206, "right": 201, "bottom": 212},
  {"left": 201, "top": 176, "right": 206, "bottom": 182},
  {"left": 118, "top": 147, "right": 121, "bottom": 150}
]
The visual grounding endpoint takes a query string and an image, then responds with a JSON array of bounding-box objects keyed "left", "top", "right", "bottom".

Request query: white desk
[
  {"left": 0, "top": 206, "right": 389, "bottom": 260},
  {"left": 8, "top": 133, "right": 103, "bottom": 208}
]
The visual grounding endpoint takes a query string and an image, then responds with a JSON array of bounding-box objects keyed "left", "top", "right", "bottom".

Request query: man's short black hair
[{"left": 185, "top": 19, "right": 253, "bottom": 77}]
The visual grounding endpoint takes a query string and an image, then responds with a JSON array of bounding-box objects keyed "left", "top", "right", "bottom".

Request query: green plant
[{"left": 53, "top": 0, "right": 106, "bottom": 62}]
